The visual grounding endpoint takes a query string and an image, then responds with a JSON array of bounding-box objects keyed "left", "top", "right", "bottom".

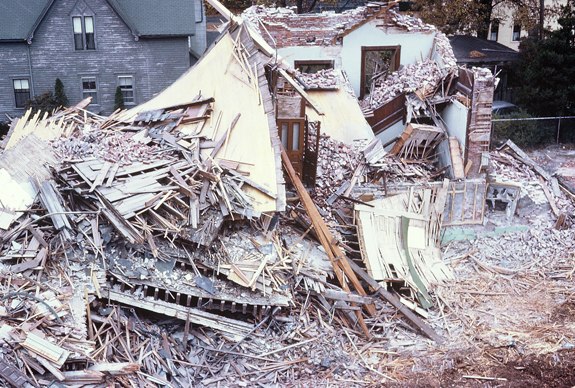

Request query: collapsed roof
[{"left": 2, "top": 2, "right": 553, "bottom": 387}]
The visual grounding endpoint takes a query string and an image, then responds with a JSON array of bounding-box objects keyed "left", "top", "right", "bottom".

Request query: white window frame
[
  {"left": 512, "top": 25, "right": 521, "bottom": 41},
  {"left": 118, "top": 75, "right": 135, "bottom": 105},
  {"left": 490, "top": 22, "right": 499, "bottom": 41},
  {"left": 13, "top": 78, "right": 31, "bottom": 108},
  {"left": 81, "top": 76, "right": 98, "bottom": 104},
  {"left": 72, "top": 15, "right": 96, "bottom": 50}
]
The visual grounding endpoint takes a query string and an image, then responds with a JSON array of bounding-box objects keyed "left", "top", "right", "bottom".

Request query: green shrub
[
  {"left": 491, "top": 111, "right": 550, "bottom": 147},
  {"left": 23, "top": 91, "right": 57, "bottom": 117},
  {"left": 114, "top": 86, "right": 124, "bottom": 111},
  {"left": 54, "top": 78, "right": 69, "bottom": 108}
]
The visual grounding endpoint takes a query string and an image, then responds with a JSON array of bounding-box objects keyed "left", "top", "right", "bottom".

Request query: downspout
[{"left": 27, "top": 43, "right": 35, "bottom": 97}]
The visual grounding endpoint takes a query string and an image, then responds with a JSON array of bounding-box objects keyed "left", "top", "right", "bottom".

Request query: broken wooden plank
[
  {"left": 281, "top": 146, "right": 374, "bottom": 338},
  {"left": 345, "top": 257, "right": 443, "bottom": 343},
  {"left": 89, "top": 161, "right": 112, "bottom": 192},
  {"left": 499, "top": 140, "right": 552, "bottom": 181},
  {"left": 539, "top": 176, "right": 559, "bottom": 217},
  {"left": 100, "top": 289, "right": 253, "bottom": 341}
]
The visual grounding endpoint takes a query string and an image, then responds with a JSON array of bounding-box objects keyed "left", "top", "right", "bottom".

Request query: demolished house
[{"left": 1, "top": 1, "right": 574, "bottom": 387}]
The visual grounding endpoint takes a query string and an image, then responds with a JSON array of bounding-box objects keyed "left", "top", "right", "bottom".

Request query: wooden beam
[
  {"left": 281, "top": 146, "right": 374, "bottom": 338},
  {"left": 345, "top": 257, "right": 443, "bottom": 343},
  {"left": 278, "top": 69, "right": 324, "bottom": 115}
]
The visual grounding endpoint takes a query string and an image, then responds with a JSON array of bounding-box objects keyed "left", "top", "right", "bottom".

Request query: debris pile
[
  {"left": 434, "top": 32, "right": 458, "bottom": 68},
  {"left": 315, "top": 134, "right": 363, "bottom": 193},
  {"left": 364, "top": 59, "right": 444, "bottom": 109},
  {"left": 1, "top": 1, "right": 574, "bottom": 385},
  {"left": 297, "top": 69, "right": 339, "bottom": 89},
  {"left": 0, "top": 94, "right": 449, "bottom": 386},
  {"left": 388, "top": 8, "right": 435, "bottom": 32}
]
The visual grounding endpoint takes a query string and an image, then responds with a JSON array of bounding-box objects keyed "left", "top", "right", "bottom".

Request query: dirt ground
[
  {"left": 384, "top": 147, "right": 575, "bottom": 387},
  {"left": 276, "top": 146, "right": 575, "bottom": 388}
]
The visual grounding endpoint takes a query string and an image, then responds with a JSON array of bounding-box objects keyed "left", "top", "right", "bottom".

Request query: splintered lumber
[
  {"left": 22, "top": 333, "right": 70, "bottom": 366},
  {"left": 224, "top": 167, "right": 277, "bottom": 199},
  {"left": 345, "top": 257, "right": 443, "bottom": 343},
  {"left": 281, "top": 146, "right": 373, "bottom": 338},
  {"left": 0, "top": 356, "right": 34, "bottom": 388},
  {"left": 97, "top": 193, "right": 144, "bottom": 244},
  {"left": 62, "top": 370, "right": 105, "bottom": 384},
  {"left": 449, "top": 137, "right": 465, "bottom": 179},
  {"left": 88, "top": 363, "right": 140, "bottom": 376},
  {"left": 35, "top": 179, "right": 73, "bottom": 239},
  {"left": 321, "top": 290, "right": 376, "bottom": 305},
  {"left": 101, "top": 289, "right": 253, "bottom": 341},
  {"left": 500, "top": 140, "right": 552, "bottom": 181},
  {"left": 539, "top": 176, "right": 560, "bottom": 217},
  {"left": 389, "top": 123, "right": 414, "bottom": 155}
]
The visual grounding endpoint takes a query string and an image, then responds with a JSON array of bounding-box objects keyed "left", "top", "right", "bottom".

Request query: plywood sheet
[
  {"left": 306, "top": 70, "right": 375, "bottom": 144},
  {"left": 119, "top": 33, "right": 278, "bottom": 212}
]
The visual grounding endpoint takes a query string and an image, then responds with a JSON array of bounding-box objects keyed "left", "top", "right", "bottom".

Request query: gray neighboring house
[{"left": 0, "top": 0, "right": 206, "bottom": 122}]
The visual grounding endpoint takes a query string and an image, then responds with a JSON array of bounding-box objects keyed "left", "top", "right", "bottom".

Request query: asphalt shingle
[
  {"left": 107, "top": 0, "right": 195, "bottom": 37},
  {"left": 0, "top": 0, "right": 52, "bottom": 41}
]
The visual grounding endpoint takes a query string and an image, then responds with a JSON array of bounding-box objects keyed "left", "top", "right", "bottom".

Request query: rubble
[
  {"left": 297, "top": 69, "right": 339, "bottom": 89},
  {"left": 363, "top": 59, "right": 448, "bottom": 110},
  {"left": 0, "top": 1, "right": 574, "bottom": 387}
]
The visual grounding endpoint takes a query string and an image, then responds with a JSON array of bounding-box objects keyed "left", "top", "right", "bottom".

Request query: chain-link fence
[{"left": 491, "top": 116, "right": 575, "bottom": 147}]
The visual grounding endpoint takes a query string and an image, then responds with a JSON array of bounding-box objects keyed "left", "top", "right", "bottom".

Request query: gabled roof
[
  {"left": 0, "top": 0, "right": 195, "bottom": 42},
  {"left": 0, "top": 0, "right": 54, "bottom": 41},
  {"left": 106, "top": 0, "right": 195, "bottom": 37},
  {"left": 449, "top": 35, "right": 519, "bottom": 64}
]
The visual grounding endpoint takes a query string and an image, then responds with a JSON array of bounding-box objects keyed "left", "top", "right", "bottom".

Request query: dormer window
[{"left": 73, "top": 16, "right": 95, "bottom": 50}]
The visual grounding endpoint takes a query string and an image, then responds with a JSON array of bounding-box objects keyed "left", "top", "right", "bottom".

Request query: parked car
[{"left": 492, "top": 101, "right": 519, "bottom": 116}]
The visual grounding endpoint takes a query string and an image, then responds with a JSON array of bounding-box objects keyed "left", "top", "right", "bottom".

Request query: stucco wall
[{"left": 277, "top": 22, "right": 436, "bottom": 97}]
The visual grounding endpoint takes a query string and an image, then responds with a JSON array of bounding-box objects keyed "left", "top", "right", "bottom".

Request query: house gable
[
  {"left": 0, "top": 0, "right": 195, "bottom": 120},
  {"left": 70, "top": 0, "right": 96, "bottom": 16}
]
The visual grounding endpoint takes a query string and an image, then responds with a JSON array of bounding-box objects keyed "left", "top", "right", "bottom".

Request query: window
[
  {"left": 13, "top": 79, "right": 30, "bottom": 108},
  {"left": 118, "top": 76, "right": 134, "bottom": 104},
  {"left": 82, "top": 77, "right": 97, "bottom": 103},
  {"left": 512, "top": 25, "right": 521, "bottom": 41},
  {"left": 360, "top": 46, "right": 401, "bottom": 99},
  {"left": 490, "top": 22, "right": 499, "bottom": 41},
  {"left": 294, "top": 60, "right": 334, "bottom": 74},
  {"left": 73, "top": 16, "right": 95, "bottom": 50}
]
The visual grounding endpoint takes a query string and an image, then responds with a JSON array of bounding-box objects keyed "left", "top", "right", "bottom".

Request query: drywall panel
[
  {"left": 441, "top": 100, "right": 468, "bottom": 157},
  {"left": 376, "top": 120, "right": 406, "bottom": 150},
  {"left": 436, "top": 138, "right": 453, "bottom": 179}
]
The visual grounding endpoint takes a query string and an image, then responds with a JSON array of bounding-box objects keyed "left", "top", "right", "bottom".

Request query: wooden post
[{"left": 281, "top": 145, "right": 374, "bottom": 338}]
